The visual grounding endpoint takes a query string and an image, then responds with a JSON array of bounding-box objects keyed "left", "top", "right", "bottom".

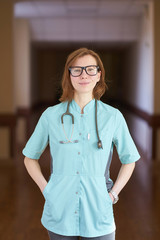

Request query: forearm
[
  {"left": 109, "top": 162, "right": 135, "bottom": 200},
  {"left": 24, "top": 157, "right": 47, "bottom": 193}
]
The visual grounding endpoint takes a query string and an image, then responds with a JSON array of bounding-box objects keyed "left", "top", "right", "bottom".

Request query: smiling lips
[{"left": 79, "top": 82, "right": 90, "bottom": 85}]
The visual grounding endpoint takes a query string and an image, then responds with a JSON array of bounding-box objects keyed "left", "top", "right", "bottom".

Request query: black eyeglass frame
[{"left": 68, "top": 65, "right": 100, "bottom": 77}]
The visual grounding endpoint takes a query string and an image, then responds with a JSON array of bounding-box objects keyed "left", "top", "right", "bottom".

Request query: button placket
[{"left": 74, "top": 112, "right": 84, "bottom": 222}]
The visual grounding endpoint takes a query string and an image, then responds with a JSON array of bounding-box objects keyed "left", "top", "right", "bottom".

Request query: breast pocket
[{"left": 85, "top": 129, "right": 101, "bottom": 152}]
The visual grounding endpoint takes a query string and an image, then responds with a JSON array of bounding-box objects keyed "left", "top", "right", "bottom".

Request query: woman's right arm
[{"left": 24, "top": 157, "right": 48, "bottom": 193}]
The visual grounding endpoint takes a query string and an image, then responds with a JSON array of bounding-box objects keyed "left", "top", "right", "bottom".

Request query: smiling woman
[
  {"left": 22, "top": 47, "right": 140, "bottom": 240},
  {"left": 59, "top": 48, "right": 107, "bottom": 103}
]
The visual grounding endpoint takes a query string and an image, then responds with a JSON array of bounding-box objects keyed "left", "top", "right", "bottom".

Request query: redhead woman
[{"left": 23, "top": 48, "right": 140, "bottom": 240}]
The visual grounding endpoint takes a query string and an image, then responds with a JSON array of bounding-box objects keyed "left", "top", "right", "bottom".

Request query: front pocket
[
  {"left": 102, "top": 178, "right": 113, "bottom": 205},
  {"left": 106, "top": 191, "right": 113, "bottom": 204},
  {"left": 42, "top": 184, "right": 49, "bottom": 198},
  {"left": 42, "top": 174, "right": 53, "bottom": 199}
]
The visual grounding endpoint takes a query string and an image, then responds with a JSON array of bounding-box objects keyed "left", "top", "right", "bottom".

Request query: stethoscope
[{"left": 59, "top": 99, "right": 103, "bottom": 149}]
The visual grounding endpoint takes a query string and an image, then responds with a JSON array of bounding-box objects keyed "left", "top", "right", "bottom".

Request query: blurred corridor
[{"left": 0, "top": 0, "right": 160, "bottom": 239}]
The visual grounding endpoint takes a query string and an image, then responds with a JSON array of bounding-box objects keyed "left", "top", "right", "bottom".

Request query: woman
[{"left": 23, "top": 48, "right": 140, "bottom": 240}]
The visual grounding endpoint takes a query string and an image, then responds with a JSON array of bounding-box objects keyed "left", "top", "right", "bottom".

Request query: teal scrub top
[{"left": 22, "top": 99, "right": 140, "bottom": 237}]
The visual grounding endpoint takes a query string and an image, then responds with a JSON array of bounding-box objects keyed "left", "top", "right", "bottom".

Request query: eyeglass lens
[{"left": 69, "top": 65, "right": 99, "bottom": 77}]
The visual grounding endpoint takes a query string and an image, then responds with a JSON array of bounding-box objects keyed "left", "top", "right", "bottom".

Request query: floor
[{"left": 0, "top": 143, "right": 160, "bottom": 240}]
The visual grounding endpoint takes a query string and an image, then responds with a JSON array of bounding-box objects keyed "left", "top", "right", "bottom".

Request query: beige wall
[
  {"left": 14, "top": 19, "right": 31, "bottom": 108},
  {"left": 0, "top": 1, "right": 14, "bottom": 159},
  {"left": 13, "top": 19, "right": 31, "bottom": 144},
  {"left": 0, "top": 1, "right": 14, "bottom": 113}
]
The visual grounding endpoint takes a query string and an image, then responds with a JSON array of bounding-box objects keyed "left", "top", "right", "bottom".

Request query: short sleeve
[
  {"left": 113, "top": 109, "right": 140, "bottom": 164},
  {"left": 22, "top": 109, "right": 49, "bottom": 160}
]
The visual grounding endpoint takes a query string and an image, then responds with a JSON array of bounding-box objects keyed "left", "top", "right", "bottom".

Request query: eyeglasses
[{"left": 69, "top": 65, "right": 100, "bottom": 77}]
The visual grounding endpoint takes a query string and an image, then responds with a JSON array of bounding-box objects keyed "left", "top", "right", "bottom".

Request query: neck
[{"left": 73, "top": 93, "right": 94, "bottom": 114}]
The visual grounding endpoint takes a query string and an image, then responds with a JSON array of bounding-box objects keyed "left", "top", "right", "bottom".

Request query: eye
[
  {"left": 74, "top": 68, "right": 81, "bottom": 73},
  {"left": 88, "top": 67, "right": 95, "bottom": 72},
  {"left": 87, "top": 66, "right": 97, "bottom": 73}
]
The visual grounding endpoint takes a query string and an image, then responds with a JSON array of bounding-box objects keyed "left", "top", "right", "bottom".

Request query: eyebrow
[{"left": 70, "top": 65, "right": 97, "bottom": 68}]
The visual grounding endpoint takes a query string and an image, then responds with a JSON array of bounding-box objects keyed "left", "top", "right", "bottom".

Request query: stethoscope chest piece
[{"left": 98, "top": 140, "right": 103, "bottom": 149}]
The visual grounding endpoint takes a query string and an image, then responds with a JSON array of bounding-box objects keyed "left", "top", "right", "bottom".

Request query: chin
[{"left": 75, "top": 90, "right": 93, "bottom": 95}]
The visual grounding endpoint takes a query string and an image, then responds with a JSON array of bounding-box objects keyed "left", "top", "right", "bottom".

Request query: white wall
[
  {"left": 121, "top": 2, "right": 154, "bottom": 159},
  {"left": 123, "top": 2, "right": 154, "bottom": 114}
]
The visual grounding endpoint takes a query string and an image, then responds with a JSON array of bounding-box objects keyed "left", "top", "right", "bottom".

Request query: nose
[{"left": 81, "top": 68, "right": 88, "bottom": 78}]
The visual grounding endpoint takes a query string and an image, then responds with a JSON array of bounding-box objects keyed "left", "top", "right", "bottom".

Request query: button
[
  {"left": 79, "top": 133, "right": 82, "bottom": 136},
  {"left": 81, "top": 115, "right": 83, "bottom": 117},
  {"left": 75, "top": 211, "right": 77, "bottom": 214},
  {"left": 76, "top": 171, "right": 79, "bottom": 174},
  {"left": 78, "top": 152, "right": 80, "bottom": 155},
  {"left": 76, "top": 192, "right": 78, "bottom": 194}
]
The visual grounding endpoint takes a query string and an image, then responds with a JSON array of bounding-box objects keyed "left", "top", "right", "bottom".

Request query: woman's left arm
[{"left": 109, "top": 162, "right": 135, "bottom": 202}]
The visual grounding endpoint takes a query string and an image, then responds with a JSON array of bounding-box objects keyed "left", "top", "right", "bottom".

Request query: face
[{"left": 70, "top": 55, "right": 101, "bottom": 97}]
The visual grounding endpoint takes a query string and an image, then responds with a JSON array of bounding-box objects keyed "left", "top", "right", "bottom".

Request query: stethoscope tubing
[{"left": 60, "top": 100, "right": 103, "bottom": 149}]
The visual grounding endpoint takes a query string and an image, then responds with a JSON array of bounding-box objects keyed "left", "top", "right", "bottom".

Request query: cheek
[
  {"left": 70, "top": 78, "right": 75, "bottom": 85},
  {"left": 70, "top": 78, "right": 78, "bottom": 89},
  {"left": 91, "top": 77, "right": 99, "bottom": 84}
]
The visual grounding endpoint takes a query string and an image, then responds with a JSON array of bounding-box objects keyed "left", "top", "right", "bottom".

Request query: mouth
[{"left": 79, "top": 82, "right": 90, "bottom": 85}]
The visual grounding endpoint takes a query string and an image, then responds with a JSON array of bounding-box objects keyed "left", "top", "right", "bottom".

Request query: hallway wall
[
  {"left": 0, "top": 1, "right": 14, "bottom": 160},
  {"left": 0, "top": 1, "right": 14, "bottom": 113},
  {"left": 14, "top": 19, "right": 31, "bottom": 108},
  {"left": 120, "top": 2, "right": 155, "bottom": 160},
  {"left": 154, "top": 0, "right": 160, "bottom": 159},
  {"left": 122, "top": 3, "right": 154, "bottom": 114}
]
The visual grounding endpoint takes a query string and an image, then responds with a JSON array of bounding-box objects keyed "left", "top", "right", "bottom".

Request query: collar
[{"left": 70, "top": 98, "right": 95, "bottom": 114}]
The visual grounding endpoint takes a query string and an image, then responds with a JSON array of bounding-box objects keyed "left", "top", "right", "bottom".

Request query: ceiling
[
  {"left": 14, "top": 0, "right": 152, "bottom": 45},
  {"left": 14, "top": 0, "right": 151, "bottom": 18}
]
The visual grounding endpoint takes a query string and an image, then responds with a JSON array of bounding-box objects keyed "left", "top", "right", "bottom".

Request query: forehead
[{"left": 72, "top": 54, "right": 97, "bottom": 66}]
